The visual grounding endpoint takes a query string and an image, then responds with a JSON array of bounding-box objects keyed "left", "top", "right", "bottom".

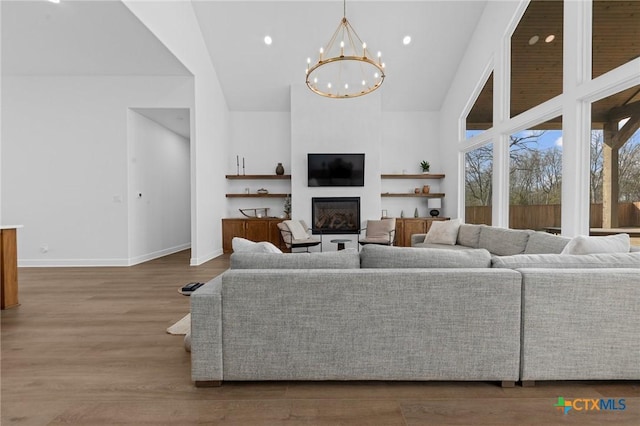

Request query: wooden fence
[{"left": 465, "top": 202, "right": 640, "bottom": 230}]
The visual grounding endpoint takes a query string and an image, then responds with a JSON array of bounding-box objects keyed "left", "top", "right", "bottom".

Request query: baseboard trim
[
  {"left": 18, "top": 243, "right": 191, "bottom": 268},
  {"left": 128, "top": 243, "right": 191, "bottom": 266},
  {"left": 190, "top": 248, "right": 223, "bottom": 266},
  {"left": 19, "top": 258, "right": 130, "bottom": 267}
]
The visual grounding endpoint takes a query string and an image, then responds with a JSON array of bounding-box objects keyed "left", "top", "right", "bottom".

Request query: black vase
[{"left": 275, "top": 163, "right": 285, "bottom": 175}]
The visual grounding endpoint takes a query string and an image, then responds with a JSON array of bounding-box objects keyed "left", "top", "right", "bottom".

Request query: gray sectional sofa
[{"left": 190, "top": 227, "right": 640, "bottom": 387}]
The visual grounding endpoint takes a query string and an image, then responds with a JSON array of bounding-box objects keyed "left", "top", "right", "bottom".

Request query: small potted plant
[
  {"left": 283, "top": 195, "right": 291, "bottom": 219},
  {"left": 420, "top": 160, "right": 430, "bottom": 173}
]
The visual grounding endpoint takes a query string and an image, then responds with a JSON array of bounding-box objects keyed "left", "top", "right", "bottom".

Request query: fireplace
[{"left": 311, "top": 197, "right": 360, "bottom": 234}]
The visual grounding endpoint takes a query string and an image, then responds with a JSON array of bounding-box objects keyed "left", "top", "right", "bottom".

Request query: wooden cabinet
[
  {"left": 394, "top": 217, "right": 449, "bottom": 247},
  {"left": 1, "top": 227, "right": 21, "bottom": 310},
  {"left": 222, "top": 218, "right": 287, "bottom": 253}
]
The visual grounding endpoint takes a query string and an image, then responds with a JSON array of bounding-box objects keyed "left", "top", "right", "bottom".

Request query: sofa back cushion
[
  {"left": 479, "top": 227, "right": 533, "bottom": 256},
  {"left": 524, "top": 232, "right": 571, "bottom": 254},
  {"left": 492, "top": 252, "right": 640, "bottom": 269},
  {"left": 561, "top": 233, "right": 631, "bottom": 255},
  {"left": 360, "top": 245, "right": 491, "bottom": 268},
  {"left": 231, "top": 249, "right": 360, "bottom": 269},
  {"left": 456, "top": 224, "right": 485, "bottom": 248}
]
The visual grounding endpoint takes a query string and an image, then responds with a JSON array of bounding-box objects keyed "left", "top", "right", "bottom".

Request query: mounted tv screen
[{"left": 308, "top": 153, "right": 365, "bottom": 187}]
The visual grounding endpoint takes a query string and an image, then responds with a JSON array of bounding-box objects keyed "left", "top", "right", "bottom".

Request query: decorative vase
[
  {"left": 400, "top": 210, "right": 405, "bottom": 218},
  {"left": 414, "top": 188, "right": 421, "bottom": 194},
  {"left": 422, "top": 185, "right": 430, "bottom": 194},
  {"left": 414, "top": 207, "right": 419, "bottom": 218},
  {"left": 275, "top": 163, "right": 285, "bottom": 175}
]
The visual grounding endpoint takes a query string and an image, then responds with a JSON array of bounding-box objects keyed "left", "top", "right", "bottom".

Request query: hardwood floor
[{"left": 2, "top": 250, "right": 639, "bottom": 425}]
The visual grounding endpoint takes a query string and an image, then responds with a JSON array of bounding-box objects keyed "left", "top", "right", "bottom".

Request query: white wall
[
  {"left": 124, "top": 0, "right": 230, "bottom": 265},
  {"left": 226, "top": 105, "right": 442, "bottom": 240},
  {"left": 290, "top": 84, "right": 382, "bottom": 249},
  {"left": 226, "top": 112, "right": 291, "bottom": 218},
  {"left": 128, "top": 110, "right": 190, "bottom": 265},
  {"left": 1, "top": 76, "right": 193, "bottom": 265},
  {"left": 381, "top": 111, "right": 442, "bottom": 218}
]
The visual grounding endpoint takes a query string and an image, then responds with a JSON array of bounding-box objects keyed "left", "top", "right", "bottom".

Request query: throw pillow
[
  {"left": 561, "top": 233, "right": 630, "bottom": 255},
  {"left": 424, "top": 219, "right": 461, "bottom": 245},
  {"left": 232, "top": 237, "right": 282, "bottom": 254},
  {"left": 283, "top": 220, "right": 309, "bottom": 240}
]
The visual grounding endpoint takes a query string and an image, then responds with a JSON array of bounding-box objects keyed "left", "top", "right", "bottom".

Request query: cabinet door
[
  {"left": 222, "top": 219, "right": 246, "bottom": 253},
  {"left": 403, "top": 219, "right": 428, "bottom": 246},
  {"left": 394, "top": 220, "right": 405, "bottom": 246},
  {"left": 245, "top": 220, "right": 270, "bottom": 243},
  {"left": 268, "top": 220, "right": 287, "bottom": 251}
]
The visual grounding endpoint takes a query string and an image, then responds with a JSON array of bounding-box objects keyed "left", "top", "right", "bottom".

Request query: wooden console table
[{"left": 1, "top": 225, "right": 22, "bottom": 309}]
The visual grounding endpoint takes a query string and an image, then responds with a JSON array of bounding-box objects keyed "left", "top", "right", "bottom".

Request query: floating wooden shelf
[
  {"left": 226, "top": 193, "right": 290, "bottom": 198},
  {"left": 381, "top": 193, "right": 446, "bottom": 198},
  {"left": 381, "top": 174, "right": 445, "bottom": 179},
  {"left": 225, "top": 174, "right": 291, "bottom": 180}
]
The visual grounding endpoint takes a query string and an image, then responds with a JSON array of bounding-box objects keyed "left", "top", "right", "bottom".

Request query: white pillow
[
  {"left": 561, "top": 233, "right": 630, "bottom": 255},
  {"left": 424, "top": 219, "right": 462, "bottom": 245},
  {"left": 283, "top": 220, "right": 309, "bottom": 240},
  {"left": 232, "top": 237, "right": 282, "bottom": 253}
]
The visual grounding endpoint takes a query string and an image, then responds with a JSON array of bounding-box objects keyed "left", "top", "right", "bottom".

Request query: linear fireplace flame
[{"left": 311, "top": 197, "right": 361, "bottom": 234}]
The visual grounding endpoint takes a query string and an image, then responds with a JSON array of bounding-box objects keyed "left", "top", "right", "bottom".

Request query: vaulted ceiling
[{"left": 1, "top": 0, "right": 487, "bottom": 112}]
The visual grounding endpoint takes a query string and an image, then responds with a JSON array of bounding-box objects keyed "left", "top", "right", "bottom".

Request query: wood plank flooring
[{"left": 2, "top": 250, "right": 639, "bottom": 425}]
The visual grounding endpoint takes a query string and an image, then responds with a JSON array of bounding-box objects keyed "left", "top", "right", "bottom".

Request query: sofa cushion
[
  {"left": 561, "top": 233, "right": 631, "bottom": 255},
  {"left": 413, "top": 243, "right": 474, "bottom": 251},
  {"left": 492, "top": 252, "right": 640, "bottom": 269},
  {"left": 424, "top": 219, "right": 461, "bottom": 245},
  {"left": 360, "top": 245, "right": 491, "bottom": 268},
  {"left": 232, "top": 237, "right": 282, "bottom": 254},
  {"left": 524, "top": 232, "right": 571, "bottom": 254},
  {"left": 479, "top": 227, "right": 532, "bottom": 256},
  {"left": 457, "top": 224, "right": 484, "bottom": 248},
  {"left": 230, "top": 249, "right": 360, "bottom": 269}
]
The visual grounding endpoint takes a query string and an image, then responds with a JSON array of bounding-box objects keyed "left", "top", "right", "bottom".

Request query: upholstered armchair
[
  {"left": 277, "top": 220, "right": 322, "bottom": 252},
  {"left": 358, "top": 218, "right": 396, "bottom": 248}
]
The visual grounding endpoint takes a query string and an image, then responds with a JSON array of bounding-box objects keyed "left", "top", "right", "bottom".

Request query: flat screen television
[{"left": 307, "top": 153, "right": 365, "bottom": 187}]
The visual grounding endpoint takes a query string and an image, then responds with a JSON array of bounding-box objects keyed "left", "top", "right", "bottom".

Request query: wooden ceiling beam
[{"left": 610, "top": 112, "right": 640, "bottom": 149}]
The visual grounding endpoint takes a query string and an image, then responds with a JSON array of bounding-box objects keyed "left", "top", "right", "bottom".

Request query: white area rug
[{"left": 166, "top": 313, "right": 190, "bottom": 335}]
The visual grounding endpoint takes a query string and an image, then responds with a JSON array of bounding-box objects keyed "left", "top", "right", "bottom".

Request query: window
[
  {"left": 592, "top": 0, "right": 640, "bottom": 79},
  {"left": 509, "top": 117, "right": 563, "bottom": 230},
  {"left": 590, "top": 85, "right": 640, "bottom": 229},
  {"left": 465, "top": 143, "right": 493, "bottom": 225},
  {"left": 466, "top": 72, "right": 493, "bottom": 139},
  {"left": 510, "top": 0, "right": 563, "bottom": 118}
]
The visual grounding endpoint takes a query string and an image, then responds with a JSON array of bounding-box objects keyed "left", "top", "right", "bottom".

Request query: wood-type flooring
[{"left": 2, "top": 250, "right": 639, "bottom": 425}]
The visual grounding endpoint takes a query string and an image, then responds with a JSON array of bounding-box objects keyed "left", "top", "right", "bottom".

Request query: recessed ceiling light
[
  {"left": 264, "top": 36, "right": 272, "bottom": 46},
  {"left": 403, "top": 35, "right": 411, "bottom": 46},
  {"left": 48, "top": 0, "right": 61, "bottom": 3},
  {"left": 528, "top": 35, "right": 539, "bottom": 45},
  {"left": 545, "top": 34, "right": 555, "bottom": 43}
]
